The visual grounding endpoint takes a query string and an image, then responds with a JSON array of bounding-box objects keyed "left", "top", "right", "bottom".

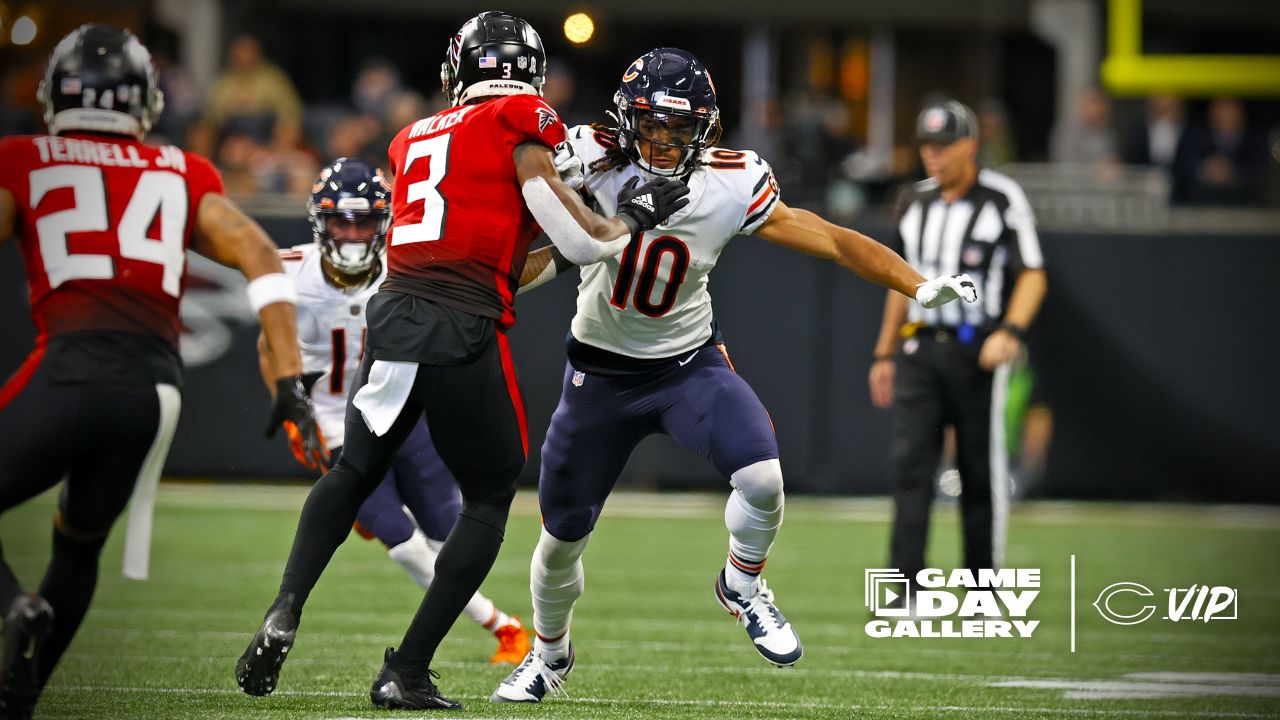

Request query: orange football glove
[{"left": 266, "top": 376, "right": 330, "bottom": 471}]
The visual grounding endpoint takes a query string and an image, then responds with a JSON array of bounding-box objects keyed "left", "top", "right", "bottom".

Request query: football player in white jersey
[
  {"left": 257, "top": 158, "right": 539, "bottom": 664},
  {"left": 493, "top": 48, "right": 977, "bottom": 702}
]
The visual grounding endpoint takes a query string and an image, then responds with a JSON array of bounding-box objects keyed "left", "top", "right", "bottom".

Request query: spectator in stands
[
  {"left": 1176, "top": 97, "right": 1269, "bottom": 206},
  {"left": 200, "top": 34, "right": 303, "bottom": 150},
  {"left": 150, "top": 50, "right": 201, "bottom": 147},
  {"left": 352, "top": 58, "right": 404, "bottom": 125},
  {"left": 1121, "top": 93, "right": 1190, "bottom": 200},
  {"left": 1050, "top": 87, "right": 1118, "bottom": 167}
]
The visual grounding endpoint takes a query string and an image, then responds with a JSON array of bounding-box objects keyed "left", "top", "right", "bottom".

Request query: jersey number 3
[
  {"left": 392, "top": 134, "right": 451, "bottom": 245},
  {"left": 31, "top": 165, "right": 187, "bottom": 297}
]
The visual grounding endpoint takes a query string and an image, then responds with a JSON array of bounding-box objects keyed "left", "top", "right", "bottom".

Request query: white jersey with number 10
[{"left": 564, "top": 124, "right": 780, "bottom": 359}]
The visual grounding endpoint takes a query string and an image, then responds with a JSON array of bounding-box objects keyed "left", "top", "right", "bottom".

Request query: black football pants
[
  {"left": 888, "top": 330, "right": 1009, "bottom": 583},
  {"left": 276, "top": 327, "right": 527, "bottom": 670},
  {"left": 0, "top": 351, "right": 177, "bottom": 685}
]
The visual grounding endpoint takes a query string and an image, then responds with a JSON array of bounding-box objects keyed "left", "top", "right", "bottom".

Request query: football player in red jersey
[
  {"left": 236, "top": 11, "right": 688, "bottom": 711},
  {"left": 0, "top": 24, "right": 324, "bottom": 720}
]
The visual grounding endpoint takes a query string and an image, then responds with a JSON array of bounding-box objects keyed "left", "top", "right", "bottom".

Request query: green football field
[{"left": 2, "top": 483, "right": 1278, "bottom": 719}]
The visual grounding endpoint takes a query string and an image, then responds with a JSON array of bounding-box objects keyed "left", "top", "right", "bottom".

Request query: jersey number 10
[{"left": 609, "top": 233, "right": 690, "bottom": 318}]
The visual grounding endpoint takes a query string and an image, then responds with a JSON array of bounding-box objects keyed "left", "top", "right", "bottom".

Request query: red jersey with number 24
[
  {"left": 383, "top": 94, "right": 567, "bottom": 330},
  {"left": 0, "top": 133, "right": 224, "bottom": 350}
]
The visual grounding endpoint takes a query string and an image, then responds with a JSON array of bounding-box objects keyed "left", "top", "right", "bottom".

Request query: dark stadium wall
[{"left": 1, "top": 222, "right": 1277, "bottom": 501}]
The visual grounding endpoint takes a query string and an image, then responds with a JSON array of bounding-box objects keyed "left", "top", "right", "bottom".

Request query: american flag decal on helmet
[{"left": 536, "top": 106, "right": 558, "bottom": 133}]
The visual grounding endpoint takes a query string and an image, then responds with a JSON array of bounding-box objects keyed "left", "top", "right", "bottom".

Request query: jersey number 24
[{"left": 31, "top": 166, "right": 187, "bottom": 297}]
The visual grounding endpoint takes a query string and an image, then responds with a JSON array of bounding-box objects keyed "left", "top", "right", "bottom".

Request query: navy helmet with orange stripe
[
  {"left": 307, "top": 158, "right": 391, "bottom": 277},
  {"left": 614, "top": 48, "right": 721, "bottom": 177}
]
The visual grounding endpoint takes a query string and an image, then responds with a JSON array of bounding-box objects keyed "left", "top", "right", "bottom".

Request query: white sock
[
  {"left": 530, "top": 526, "right": 589, "bottom": 660},
  {"left": 724, "top": 459, "right": 784, "bottom": 595},
  {"left": 463, "top": 593, "right": 509, "bottom": 629},
  {"left": 387, "top": 530, "right": 436, "bottom": 591}
]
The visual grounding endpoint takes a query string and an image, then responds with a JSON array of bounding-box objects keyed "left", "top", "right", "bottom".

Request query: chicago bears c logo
[{"left": 622, "top": 57, "right": 644, "bottom": 82}]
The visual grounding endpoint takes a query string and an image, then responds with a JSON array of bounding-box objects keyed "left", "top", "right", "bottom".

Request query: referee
[{"left": 869, "top": 100, "right": 1048, "bottom": 589}]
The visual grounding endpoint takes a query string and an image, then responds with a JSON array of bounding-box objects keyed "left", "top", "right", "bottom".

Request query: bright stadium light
[
  {"left": 10, "top": 14, "right": 34, "bottom": 45},
  {"left": 563, "top": 12, "right": 594, "bottom": 45}
]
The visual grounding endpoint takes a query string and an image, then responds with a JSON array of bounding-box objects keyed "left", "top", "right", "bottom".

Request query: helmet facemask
[
  {"left": 310, "top": 203, "right": 389, "bottom": 278},
  {"left": 614, "top": 94, "right": 718, "bottom": 178}
]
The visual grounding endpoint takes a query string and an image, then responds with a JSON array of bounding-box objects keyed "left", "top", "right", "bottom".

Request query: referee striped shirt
[{"left": 891, "top": 168, "right": 1043, "bottom": 328}]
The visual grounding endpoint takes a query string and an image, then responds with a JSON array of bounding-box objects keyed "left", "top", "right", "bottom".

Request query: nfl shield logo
[{"left": 572, "top": 371, "right": 586, "bottom": 387}]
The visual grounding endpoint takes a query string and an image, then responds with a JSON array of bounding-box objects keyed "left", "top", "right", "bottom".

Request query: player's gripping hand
[
  {"left": 615, "top": 176, "right": 690, "bottom": 235},
  {"left": 265, "top": 376, "right": 329, "bottom": 471},
  {"left": 553, "top": 141, "right": 585, "bottom": 190},
  {"left": 915, "top": 273, "right": 978, "bottom": 309}
]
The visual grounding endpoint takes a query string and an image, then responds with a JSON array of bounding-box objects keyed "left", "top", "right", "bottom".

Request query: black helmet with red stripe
[{"left": 441, "top": 11, "right": 546, "bottom": 107}]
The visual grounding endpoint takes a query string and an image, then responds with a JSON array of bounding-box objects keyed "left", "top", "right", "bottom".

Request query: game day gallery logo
[{"left": 864, "top": 568, "right": 1041, "bottom": 638}]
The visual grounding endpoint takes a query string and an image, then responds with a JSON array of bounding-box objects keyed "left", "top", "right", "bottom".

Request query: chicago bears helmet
[
  {"left": 441, "top": 11, "right": 546, "bottom": 107},
  {"left": 614, "top": 48, "right": 720, "bottom": 177},
  {"left": 37, "top": 23, "right": 164, "bottom": 139},
  {"left": 307, "top": 159, "right": 391, "bottom": 277}
]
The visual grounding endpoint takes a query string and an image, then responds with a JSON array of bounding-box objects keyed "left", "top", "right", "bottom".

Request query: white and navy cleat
[
  {"left": 715, "top": 569, "right": 803, "bottom": 667},
  {"left": 491, "top": 643, "right": 574, "bottom": 703}
]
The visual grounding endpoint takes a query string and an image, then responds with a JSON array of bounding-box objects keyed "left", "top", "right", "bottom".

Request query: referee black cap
[{"left": 916, "top": 100, "right": 979, "bottom": 144}]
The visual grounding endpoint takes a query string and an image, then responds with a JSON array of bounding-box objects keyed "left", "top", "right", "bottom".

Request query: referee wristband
[
  {"left": 246, "top": 273, "right": 298, "bottom": 312},
  {"left": 998, "top": 323, "right": 1026, "bottom": 341}
]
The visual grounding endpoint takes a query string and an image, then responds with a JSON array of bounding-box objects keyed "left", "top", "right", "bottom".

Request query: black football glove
[
  {"left": 615, "top": 176, "right": 691, "bottom": 235},
  {"left": 265, "top": 376, "right": 329, "bottom": 471}
]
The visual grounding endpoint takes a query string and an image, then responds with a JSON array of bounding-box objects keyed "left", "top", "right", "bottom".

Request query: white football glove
[
  {"left": 553, "top": 141, "right": 585, "bottom": 190},
  {"left": 915, "top": 273, "right": 979, "bottom": 308}
]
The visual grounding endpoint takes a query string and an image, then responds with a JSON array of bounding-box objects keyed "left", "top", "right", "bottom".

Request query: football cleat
[
  {"left": 369, "top": 647, "right": 461, "bottom": 710},
  {"left": 490, "top": 643, "right": 574, "bottom": 703},
  {"left": 715, "top": 569, "right": 803, "bottom": 667},
  {"left": 235, "top": 597, "right": 299, "bottom": 697},
  {"left": 0, "top": 594, "right": 54, "bottom": 720},
  {"left": 489, "top": 615, "right": 532, "bottom": 665}
]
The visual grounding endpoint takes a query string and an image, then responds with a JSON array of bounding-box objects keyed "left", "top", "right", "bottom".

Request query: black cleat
[
  {"left": 235, "top": 596, "right": 298, "bottom": 697},
  {"left": 369, "top": 647, "right": 461, "bottom": 710},
  {"left": 0, "top": 593, "right": 54, "bottom": 720}
]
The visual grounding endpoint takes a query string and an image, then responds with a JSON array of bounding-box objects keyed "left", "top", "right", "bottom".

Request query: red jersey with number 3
[
  {"left": 0, "top": 133, "right": 224, "bottom": 350},
  {"left": 383, "top": 94, "right": 567, "bottom": 330}
]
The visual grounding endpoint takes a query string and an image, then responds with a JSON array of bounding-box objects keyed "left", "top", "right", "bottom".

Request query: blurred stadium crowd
[{"left": 2, "top": 8, "right": 1277, "bottom": 213}]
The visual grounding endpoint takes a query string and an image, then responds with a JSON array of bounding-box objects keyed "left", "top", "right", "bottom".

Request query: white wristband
[{"left": 246, "top": 273, "right": 298, "bottom": 312}]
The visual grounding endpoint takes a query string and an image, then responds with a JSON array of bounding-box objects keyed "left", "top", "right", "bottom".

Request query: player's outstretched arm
[
  {"left": 192, "top": 194, "right": 302, "bottom": 376},
  {"left": 754, "top": 201, "right": 926, "bottom": 297},
  {"left": 0, "top": 188, "right": 14, "bottom": 246},
  {"left": 193, "top": 193, "right": 328, "bottom": 470},
  {"left": 513, "top": 142, "right": 688, "bottom": 264},
  {"left": 754, "top": 201, "right": 977, "bottom": 308}
]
